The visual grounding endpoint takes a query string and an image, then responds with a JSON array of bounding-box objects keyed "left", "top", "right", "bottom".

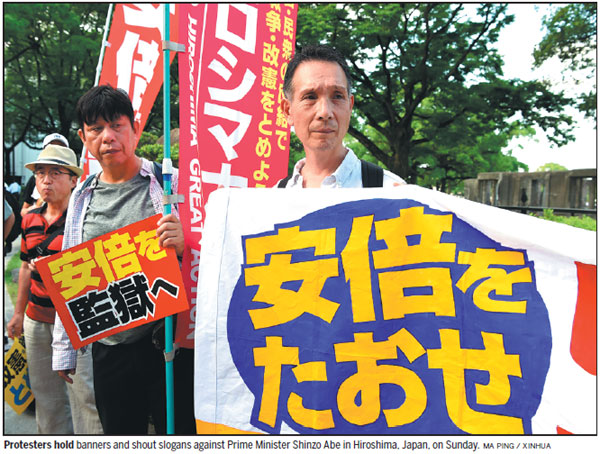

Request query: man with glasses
[{"left": 6, "top": 145, "right": 102, "bottom": 434}]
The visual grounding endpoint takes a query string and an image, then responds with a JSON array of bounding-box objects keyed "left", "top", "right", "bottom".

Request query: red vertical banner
[
  {"left": 81, "top": 3, "right": 180, "bottom": 180},
  {"left": 177, "top": 4, "right": 298, "bottom": 347}
]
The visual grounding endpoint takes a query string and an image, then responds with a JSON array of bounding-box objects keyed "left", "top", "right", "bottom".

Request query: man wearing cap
[
  {"left": 7, "top": 145, "right": 102, "bottom": 434},
  {"left": 20, "top": 133, "right": 72, "bottom": 218}
]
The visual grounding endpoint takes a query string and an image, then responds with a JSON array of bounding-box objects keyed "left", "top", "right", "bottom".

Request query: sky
[{"left": 495, "top": 3, "right": 596, "bottom": 171}]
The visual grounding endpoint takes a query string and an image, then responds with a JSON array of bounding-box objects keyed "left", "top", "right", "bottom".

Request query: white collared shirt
[{"left": 283, "top": 148, "right": 406, "bottom": 188}]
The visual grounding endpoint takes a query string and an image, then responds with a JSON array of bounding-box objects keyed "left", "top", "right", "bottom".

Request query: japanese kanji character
[
  {"left": 283, "top": 16, "right": 295, "bottom": 39},
  {"left": 245, "top": 253, "right": 340, "bottom": 329},
  {"left": 103, "top": 232, "right": 142, "bottom": 280},
  {"left": 428, "top": 329, "right": 524, "bottom": 434},
  {"left": 113, "top": 273, "right": 155, "bottom": 321},
  {"left": 373, "top": 206, "right": 456, "bottom": 268},
  {"left": 253, "top": 336, "right": 299, "bottom": 427},
  {"left": 263, "top": 43, "right": 280, "bottom": 67},
  {"left": 265, "top": 10, "right": 281, "bottom": 33},
  {"left": 48, "top": 248, "right": 100, "bottom": 299},
  {"left": 134, "top": 229, "right": 167, "bottom": 261},
  {"left": 456, "top": 248, "right": 532, "bottom": 314},
  {"left": 68, "top": 289, "right": 119, "bottom": 338},
  {"left": 335, "top": 330, "right": 427, "bottom": 427},
  {"left": 282, "top": 38, "right": 294, "bottom": 60},
  {"left": 276, "top": 108, "right": 288, "bottom": 128},
  {"left": 261, "top": 66, "right": 278, "bottom": 90}
]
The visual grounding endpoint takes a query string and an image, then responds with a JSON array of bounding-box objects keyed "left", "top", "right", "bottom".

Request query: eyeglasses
[{"left": 34, "top": 169, "right": 72, "bottom": 179}]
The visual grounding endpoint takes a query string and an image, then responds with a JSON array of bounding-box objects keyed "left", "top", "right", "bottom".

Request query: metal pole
[
  {"left": 162, "top": 3, "right": 175, "bottom": 435},
  {"left": 94, "top": 4, "right": 114, "bottom": 85}
]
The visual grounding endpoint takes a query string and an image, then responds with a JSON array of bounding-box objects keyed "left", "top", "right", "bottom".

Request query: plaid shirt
[{"left": 52, "top": 158, "right": 179, "bottom": 371}]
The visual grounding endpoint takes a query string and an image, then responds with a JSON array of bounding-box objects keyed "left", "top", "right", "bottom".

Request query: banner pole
[
  {"left": 162, "top": 3, "right": 175, "bottom": 435},
  {"left": 94, "top": 3, "right": 114, "bottom": 85}
]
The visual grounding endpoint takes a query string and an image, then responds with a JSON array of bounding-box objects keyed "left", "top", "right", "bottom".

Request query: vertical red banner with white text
[
  {"left": 177, "top": 4, "right": 297, "bottom": 348},
  {"left": 81, "top": 3, "right": 179, "bottom": 180}
]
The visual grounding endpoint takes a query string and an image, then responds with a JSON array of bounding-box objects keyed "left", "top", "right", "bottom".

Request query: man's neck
[
  {"left": 99, "top": 156, "right": 142, "bottom": 184},
  {"left": 301, "top": 147, "right": 347, "bottom": 188},
  {"left": 43, "top": 200, "right": 68, "bottom": 223}
]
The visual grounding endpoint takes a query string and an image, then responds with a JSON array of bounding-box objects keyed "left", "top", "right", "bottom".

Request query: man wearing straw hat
[{"left": 7, "top": 145, "right": 102, "bottom": 434}]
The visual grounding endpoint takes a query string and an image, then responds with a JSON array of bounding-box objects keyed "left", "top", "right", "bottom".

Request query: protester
[
  {"left": 6, "top": 177, "right": 21, "bottom": 195},
  {"left": 278, "top": 44, "right": 405, "bottom": 188},
  {"left": 4, "top": 196, "right": 15, "bottom": 240},
  {"left": 21, "top": 133, "right": 71, "bottom": 218},
  {"left": 6, "top": 145, "right": 102, "bottom": 434},
  {"left": 52, "top": 84, "right": 195, "bottom": 435}
]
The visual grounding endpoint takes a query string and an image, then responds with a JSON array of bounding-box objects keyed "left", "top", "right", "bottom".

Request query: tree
[
  {"left": 295, "top": 3, "right": 575, "bottom": 190},
  {"left": 533, "top": 3, "right": 597, "bottom": 119},
  {"left": 536, "top": 163, "right": 568, "bottom": 172},
  {"left": 3, "top": 4, "right": 109, "bottom": 176}
]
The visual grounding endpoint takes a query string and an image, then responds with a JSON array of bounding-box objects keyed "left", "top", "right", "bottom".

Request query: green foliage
[
  {"left": 295, "top": 3, "right": 576, "bottom": 189},
  {"left": 535, "top": 209, "right": 596, "bottom": 231},
  {"left": 534, "top": 4, "right": 597, "bottom": 119},
  {"left": 3, "top": 3, "right": 109, "bottom": 169},
  {"left": 536, "top": 162, "right": 568, "bottom": 172},
  {"left": 4, "top": 253, "right": 21, "bottom": 305},
  {"left": 137, "top": 142, "right": 180, "bottom": 168}
]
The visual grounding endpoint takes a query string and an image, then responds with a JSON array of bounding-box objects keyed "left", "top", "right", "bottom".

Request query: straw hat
[{"left": 25, "top": 145, "right": 83, "bottom": 177}]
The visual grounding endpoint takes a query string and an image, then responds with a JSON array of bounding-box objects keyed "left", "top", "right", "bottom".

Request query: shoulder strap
[
  {"left": 80, "top": 173, "right": 97, "bottom": 192},
  {"left": 360, "top": 160, "right": 384, "bottom": 188},
  {"left": 27, "top": 224, "right": 64, "bottom": 260},
  {"left": 277, "top": 176, "right": 292, "bottom": 188},
  {"left": 152, "top": 161, "right": 164, "bottom": 186}
]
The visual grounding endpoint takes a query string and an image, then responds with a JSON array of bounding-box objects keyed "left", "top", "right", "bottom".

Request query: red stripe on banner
[
  {"left": 570, "top": 261, "right": 597, "bottom": 376},
  {"left": 556, "top": 425, "right": 572, "bottom": 434}
]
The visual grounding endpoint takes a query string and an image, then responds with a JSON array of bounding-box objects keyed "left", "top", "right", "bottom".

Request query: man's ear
[
  {"left": 281, "top": 97, "right": 293, "bottom": 126},
  {"left": 133, "top": 120, "right": 140, "bottom": 136},
  {"left": 77, "top": 128, "right": 85, "bottom": 142}
]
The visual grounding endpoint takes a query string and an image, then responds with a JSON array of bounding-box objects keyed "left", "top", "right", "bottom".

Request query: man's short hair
[
  {"left": 76, "top": 84, "right": 135, "bottom": 130},
  {"left": 283, "top": 44, "right": 353, "bottom": 99}
]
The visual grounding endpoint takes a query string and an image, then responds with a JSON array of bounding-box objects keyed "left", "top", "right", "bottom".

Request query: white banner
[{"left": 194, "top": 186, "right": 596, "bottom": 435}]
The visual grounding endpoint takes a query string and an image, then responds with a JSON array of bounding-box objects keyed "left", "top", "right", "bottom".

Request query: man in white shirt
[{"left": 278, "top": 45, "right": 405, "bottom": 188}]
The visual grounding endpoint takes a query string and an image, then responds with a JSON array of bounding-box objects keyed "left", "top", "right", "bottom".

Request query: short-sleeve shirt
[{"left": 20, "top": 205, "right": 67, "bottom": 323}]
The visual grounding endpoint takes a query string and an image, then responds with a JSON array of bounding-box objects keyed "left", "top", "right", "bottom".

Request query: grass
[
  {"left": 4, "top": 252, "right": 21, "bottom": 305},
  {"left": 534, "top": 209, "right": 597, "bottom": 231}
]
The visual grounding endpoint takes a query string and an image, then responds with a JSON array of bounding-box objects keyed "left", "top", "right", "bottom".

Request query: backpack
[
  {"left": 3, "top": 189, "right": 22, "bottom": 255},
  {"left": 277, "top": 159, "right": 384, "bottom": 188}
]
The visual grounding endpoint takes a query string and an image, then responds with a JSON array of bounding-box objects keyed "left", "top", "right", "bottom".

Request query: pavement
[{"left": 3, "top": 236, "right": 37, "bottom": 435}]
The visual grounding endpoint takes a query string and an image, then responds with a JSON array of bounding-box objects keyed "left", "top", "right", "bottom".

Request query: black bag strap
[
  {"left": 277, "top": 176, "right": 292, "bottom": 188},
  {"left": 152, "top": 161, "right": 164, "bottom": 186},
  {"left": 27, "top": 226, "right": 63, "bottom": 261},
  {"left": 277, "top": 159, "right": 384, "bottom": 188},
  {"left": 360, "top": 160, "right": 384, "bottom": 188}
]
